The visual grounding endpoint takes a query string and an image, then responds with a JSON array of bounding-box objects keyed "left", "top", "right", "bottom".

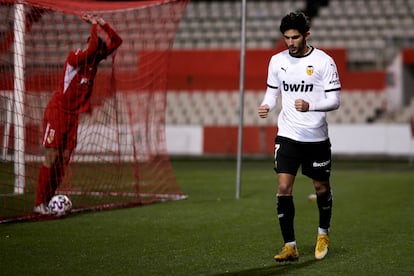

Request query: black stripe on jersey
[
  {"left": 267, "top": 84, "right": 278, "bottom": 89},
  {"left": 325, "top": 87, "right": 341, "bottom": 92}
]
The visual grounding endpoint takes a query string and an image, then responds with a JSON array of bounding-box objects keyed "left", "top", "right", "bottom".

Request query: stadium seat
[{"left": 174, "top": 0, "right": 414, "bottom": 71}]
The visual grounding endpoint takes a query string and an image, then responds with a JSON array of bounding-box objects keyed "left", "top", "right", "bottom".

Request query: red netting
[{"left": 0, "top": 0, "right": 189, "bottom": 222}]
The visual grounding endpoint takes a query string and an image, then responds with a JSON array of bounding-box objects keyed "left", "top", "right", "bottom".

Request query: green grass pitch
[{"left": 0, "top": 158, "right": 413, "bottom": 275}]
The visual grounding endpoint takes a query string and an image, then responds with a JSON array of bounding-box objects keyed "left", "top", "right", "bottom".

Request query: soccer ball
[
  {"left": 48, "top": 194, "right": 72, "bottom": 216},
  {"left": 308, "top": 193, "right": 317, "bottom": 202}
]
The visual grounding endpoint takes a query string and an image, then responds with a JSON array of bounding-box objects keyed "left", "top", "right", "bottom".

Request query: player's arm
[
  {"left": 96, "top": 17, "right": 123, "bottom": 56},
  {"left": 296, "top": 57, "right": 341, "bottom": 112},
  {"left": 66, "top": 15, "right": 99, "bottom": 66},
  {"left": 305, "top": 89, "right": 341, "bottom": 112},
  {"left": 312, "top": 57, "right": 342, "bottom": 111},
  {"left": 259, "top": 57, "right": 281, "bottom": 118},
  {"left": 258, "top": 85, "right": 280, "bottom": 118}
]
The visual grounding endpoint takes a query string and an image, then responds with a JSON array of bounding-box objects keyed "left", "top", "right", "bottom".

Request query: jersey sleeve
[
  {"left": 266, "top": 56, "right": 280, "bottom": 90},
  {"left": 323, "top": 56, "right": 341, "bottom": 92},
  {"left": 261, "top": 56, "right": 281, "bottom": 111},
  {"left": 308, "top": 54, "right": 341, "bottom": 111},
  {"left": 101, "top": 23, "right": 123, "bottom": 56},
  {"left": 66, "top": 24, "right": 99, "bottom": 66},
  {"left": 308, "top": 90, "right": 340, "bottom": 111}
]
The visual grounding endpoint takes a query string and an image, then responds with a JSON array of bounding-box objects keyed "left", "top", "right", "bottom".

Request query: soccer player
[
  {"left": 258, "top": 11, "right": 341, "bottom": 261},
  {"left": 33, "top": 14, "right": 122, "bottom": 215}
]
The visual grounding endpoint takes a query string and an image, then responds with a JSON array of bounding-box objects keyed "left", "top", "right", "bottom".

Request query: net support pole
[
  {"left": 1, "top": 91, "right": 13, "bottom": 161},
  {"left": 236, "top": 0, "right": 247, "bottom": 199},
  {"left": 13, "top": 2, "right": 26, "bottom": 194}
]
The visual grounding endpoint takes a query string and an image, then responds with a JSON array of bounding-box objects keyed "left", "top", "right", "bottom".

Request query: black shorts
[{"left": 274, "top": 136, "right": 332, "bottom": 181}]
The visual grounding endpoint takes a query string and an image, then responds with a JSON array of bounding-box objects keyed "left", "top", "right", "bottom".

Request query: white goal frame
[{"left": 3, "top": 3, "right": 26, "bottom": 195}]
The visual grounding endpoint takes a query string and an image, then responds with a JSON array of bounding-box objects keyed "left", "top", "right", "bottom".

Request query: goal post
[
  {"left": 13, "top": 2, "right": 25, "bottom": 195},
  {"left": 0, "top": 0, "right": 189, "bottom": 222}
]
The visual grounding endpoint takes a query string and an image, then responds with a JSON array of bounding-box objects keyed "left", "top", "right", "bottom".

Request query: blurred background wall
[{"left": 165, "top": 0, "right": 414, "bottom": 159}]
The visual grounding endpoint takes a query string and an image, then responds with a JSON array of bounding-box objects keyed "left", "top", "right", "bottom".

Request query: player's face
[{"left": 283, "top": 29, "right": 309, "bottom": 57}]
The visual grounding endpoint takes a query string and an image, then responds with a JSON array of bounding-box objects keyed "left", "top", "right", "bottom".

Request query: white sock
[
  {"left": 318, "top": 227, "right": 329, "bottom": 235},
  {"left": 286, "top": 241, "right": 297, "bottom": 248}
]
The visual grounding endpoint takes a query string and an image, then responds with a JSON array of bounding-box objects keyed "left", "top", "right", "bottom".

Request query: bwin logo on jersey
[{"left": 282, "top": 80, "right": 314, "bottom": 92}]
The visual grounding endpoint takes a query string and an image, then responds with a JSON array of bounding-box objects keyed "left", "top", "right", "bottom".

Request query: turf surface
[{"left": 0, "top": 159, "right": 413, "bottom": 275}]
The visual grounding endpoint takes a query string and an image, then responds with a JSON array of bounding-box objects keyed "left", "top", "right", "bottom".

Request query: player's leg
[
  {"left": 49, "top": 114, "right": 76, "bottom": 198},
  {"left": 277, "top": 173, "right": 296, "bottom": 243},
  {"left": 314, "top": 179, "right": 332, "bottom": 232},
  {"left": 34, "top": 147, "right": 59, "bottom": 214},
  {"left": 303, "top": 139, "right": 333, "bottom": 259},
  {"left": 273, "top": 136, "right": 301, "bottom": 262},
  {"left": 49, "top": 148, "right": 63, "bottom": 200},
  {"left": 43, "top": 147, "right": 60, "bottom": 202},
  {"left": 274, "top": 173, "right": 299, "bottom": 262},
  {"left": 313, "top": 179, "right": 332, "bottom": 260},
  {"left": 34, "top": 104, "right": 62, "bottom": 214},
  {"left": 50, "top": 147, "right": 72, "bottom": 194}
]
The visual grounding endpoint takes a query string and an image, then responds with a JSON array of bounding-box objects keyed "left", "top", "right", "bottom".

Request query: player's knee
[
  {"left": 278, "top": 183, "right": 293, "bottom": 195},
  {"left": 314, "top": 180, "right": 330, "bottom": 195},
  {"left": 43, "top": 148, "right": 59, "bottom": 167}
]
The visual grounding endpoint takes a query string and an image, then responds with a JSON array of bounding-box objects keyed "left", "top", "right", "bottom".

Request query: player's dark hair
[
  {"left": 96, "top": 36, "right": 108, "bottom": 58},
  {"left": 86, "top": 36, "right": 108, "bottom": 62},
  {"left": 280, "top": 11, "right": 310, "bottom": 35}
]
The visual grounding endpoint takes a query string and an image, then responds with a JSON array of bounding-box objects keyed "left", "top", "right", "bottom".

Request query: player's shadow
[
  {"left": 213, "top": 245, "right": 348, "bottom": 275},
  {"left": 213, "top": 258, "right": 318, "bottom": 276}
]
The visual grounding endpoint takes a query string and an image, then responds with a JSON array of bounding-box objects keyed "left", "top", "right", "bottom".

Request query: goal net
[{"left": 0, "top": 0, "right": 189, "bottom": 222}]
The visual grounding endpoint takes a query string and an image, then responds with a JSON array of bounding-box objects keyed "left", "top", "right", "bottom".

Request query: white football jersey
[{"left": 262, "top": 47, "right": 341, "bottom": 142}]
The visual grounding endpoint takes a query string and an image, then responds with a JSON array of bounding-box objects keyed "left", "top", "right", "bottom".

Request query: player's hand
[
  {"left": 82, "top": 14, "right": 97, "bottom": 24},
  {"left": 96, "top": 17, "right": 106, "bottom": 26},
  {"left": 258, "top": 105, "right": 270, "bottom": 118},
  {"left": 295, "top": 99, "right": 309, "bottom": 112}
]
